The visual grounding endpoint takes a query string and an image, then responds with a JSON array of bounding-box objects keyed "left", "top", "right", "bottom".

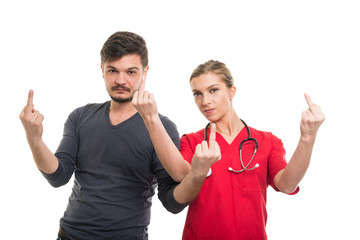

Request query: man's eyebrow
[
  {"left": 106, "top": 66, "right": 140, "bottom": 70},
  {"left": 106, "top": 65, "right": 117, "bottom": 69},
  {"left": 128, "top": 67, "right": 140, "bottom": 70}
]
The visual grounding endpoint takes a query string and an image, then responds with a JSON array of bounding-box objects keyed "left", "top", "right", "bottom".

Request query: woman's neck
[{"left": 214, "top": 110, "right": 244, "bottom": 144}]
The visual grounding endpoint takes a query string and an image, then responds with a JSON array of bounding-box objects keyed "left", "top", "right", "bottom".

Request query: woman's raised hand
[
  {"left": 300, "top": 93, "right": 325, "bottom": 141},
  {"left": 191, "top": 123, "right": 221, "bottom": 178}
]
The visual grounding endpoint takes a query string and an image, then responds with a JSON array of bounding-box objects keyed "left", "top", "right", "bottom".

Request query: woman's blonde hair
[{"left": 190, "top": 60, "right": 234, "bottom": 88}]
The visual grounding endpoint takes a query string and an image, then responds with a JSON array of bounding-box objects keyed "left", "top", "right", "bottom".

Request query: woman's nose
[{"left": 202, "top": 94, "right": 211, "bottom": 106}]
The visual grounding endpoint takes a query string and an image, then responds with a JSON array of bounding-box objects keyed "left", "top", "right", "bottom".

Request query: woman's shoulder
[
  {"left": 180, "top": 128, "right": 204, "bottom": 147},
  {"left": 182, "top": 128, "right": 204, "bottom": 139},
  {"left": 249, "top": 126, "right": 283, "bottom": 146},
  {"left": 249, "top": 126, "right": 274, "bottom": 137}
]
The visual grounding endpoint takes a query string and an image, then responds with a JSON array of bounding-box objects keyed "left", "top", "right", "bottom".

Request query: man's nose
[{"left": 115, "top": 72, "right": 126, "bottom": 85}]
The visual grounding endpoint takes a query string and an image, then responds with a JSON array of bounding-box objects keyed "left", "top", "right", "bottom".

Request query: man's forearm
[
  {"left": 29, "top": 140, "right": 59, "bottom": 174},
  {"left": 143, "top": 115, "right": 190, "bottom": 182}
]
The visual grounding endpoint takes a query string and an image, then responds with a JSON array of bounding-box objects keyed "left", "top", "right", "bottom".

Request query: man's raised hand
[
  {"left": 132, "top": 76, "right": 158, "bottom": 119},
  {"left": 19, "top": 90, "right": 44, "bottom": 146}
]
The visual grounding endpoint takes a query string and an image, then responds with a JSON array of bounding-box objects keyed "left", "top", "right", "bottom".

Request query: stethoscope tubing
[{"left": 204, "top": 119, "right": 259, "bottom": 176}]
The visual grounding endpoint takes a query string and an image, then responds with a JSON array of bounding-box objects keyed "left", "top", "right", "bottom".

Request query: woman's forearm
[
  {"left": 275, "top": 93, "right": 325, "bottom": 194},
  {"left": 275, "top": 136, "right": 315, "bottom": 194},
  {"left": 173, "top": 170, "right": 206, "bottom": 204}
]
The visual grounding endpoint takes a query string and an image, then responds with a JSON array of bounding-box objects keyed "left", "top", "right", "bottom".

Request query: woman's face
[{"left": 190, "top": 73, "right": 236, "bottom": 123}]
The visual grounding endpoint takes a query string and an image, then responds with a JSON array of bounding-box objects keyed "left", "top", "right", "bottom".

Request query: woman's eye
[
  {"left": 193, "top": 92, "right": 201, "bottom": 97},
  {"left": 210, "top": 88, "right": 218, "bottom": 93}
]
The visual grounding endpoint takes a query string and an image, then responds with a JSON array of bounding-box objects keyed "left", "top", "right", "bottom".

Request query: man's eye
[
  {"left": 108, "top": 69, "right": 117, "bottom": 73},
  {"left": 128, "top": 71, "right": 136, "bottom": 75}
]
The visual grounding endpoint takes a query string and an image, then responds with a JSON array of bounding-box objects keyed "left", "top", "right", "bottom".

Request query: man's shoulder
[
  {"left": 158, "top": 113, "right": 177, "bottom": 129},
  {"left": 66, "top": 101, "right": 109, "bottom": 126},
  {"left": 158, "top": 113, "right": 171, "bottom": 122},
  {"left": 80, "top": 101, "right": 108, "bottom": 111},
  {"left": 71, "top": 101, "right": 108, "bottom": 116}
]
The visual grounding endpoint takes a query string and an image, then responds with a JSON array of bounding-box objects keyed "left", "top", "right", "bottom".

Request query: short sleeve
[
  {"left": 180, "top": 134, "right": 198, "bottom": 164},
  {"left": 268, "top": 134, "right": 299, "bottom": 195}
]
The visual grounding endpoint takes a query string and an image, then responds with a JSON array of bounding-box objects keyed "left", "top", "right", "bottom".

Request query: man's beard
[
  {"left": 110, "top": 95, "right": 133, "bottom": 103},
  {"left": 108, "top": 85, "right": 133, "bottom": 103}
]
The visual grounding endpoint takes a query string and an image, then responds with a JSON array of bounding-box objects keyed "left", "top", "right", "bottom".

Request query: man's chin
[{"left": 110, "top": 95, "right": 133, "bottom": 103}]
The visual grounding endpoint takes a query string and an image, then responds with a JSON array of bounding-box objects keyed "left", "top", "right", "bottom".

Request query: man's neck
[{"left": 109, "top": 100, "right": 137, "bottom": 125}]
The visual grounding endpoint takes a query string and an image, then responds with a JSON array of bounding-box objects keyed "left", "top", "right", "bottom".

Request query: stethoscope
[{"left": 204, "top": 119, "right": 259, "bottom": 177}]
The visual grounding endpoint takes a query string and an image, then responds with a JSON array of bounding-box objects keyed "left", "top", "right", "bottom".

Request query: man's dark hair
[{"left": 100, "top": 31, "right": 148, "bottom": 68}]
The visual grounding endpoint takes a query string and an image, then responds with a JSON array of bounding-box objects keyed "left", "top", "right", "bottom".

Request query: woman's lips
[{"left": 204, "top": 108, "right": 215, "bottom": 115}]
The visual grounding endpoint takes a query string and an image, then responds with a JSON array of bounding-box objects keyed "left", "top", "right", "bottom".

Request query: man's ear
[
  {"left": 101, "top": 64, "right": 104, "bottom": 78},
  {"left": 143, "top": 66, "right": 149, "bottom": 79}
]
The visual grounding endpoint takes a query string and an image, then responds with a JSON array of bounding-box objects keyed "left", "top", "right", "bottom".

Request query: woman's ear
[{"left": 229, "top": 85, "right": 236, "bottom": 100}]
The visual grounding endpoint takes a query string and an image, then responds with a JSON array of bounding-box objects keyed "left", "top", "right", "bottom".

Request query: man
[{"left": 19, "top": 31, "right": 188, "bottom": 240}]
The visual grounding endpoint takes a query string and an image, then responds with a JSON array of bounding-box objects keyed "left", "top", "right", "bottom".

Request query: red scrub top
[{"left": 180, "top": 126, "right": 299, "bottom": 240}]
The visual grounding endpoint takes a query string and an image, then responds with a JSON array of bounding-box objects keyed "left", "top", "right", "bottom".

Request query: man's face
[{"left": 102, "top": 54, "right": 148, "bottom": 103}]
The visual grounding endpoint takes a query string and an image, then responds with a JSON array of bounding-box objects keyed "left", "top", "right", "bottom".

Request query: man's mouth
[{"left": 112, "top": 86, "right": 131, "bottom": 92}]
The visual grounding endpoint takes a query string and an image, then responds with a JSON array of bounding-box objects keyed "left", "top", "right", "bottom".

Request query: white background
[{"left": 1, "top": 0, "right": 359, "bottom": 239}]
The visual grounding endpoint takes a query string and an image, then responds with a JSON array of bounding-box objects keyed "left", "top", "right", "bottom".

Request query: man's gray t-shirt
[{"left": 42, "top": 101, "right": 187, "bottom": 239}]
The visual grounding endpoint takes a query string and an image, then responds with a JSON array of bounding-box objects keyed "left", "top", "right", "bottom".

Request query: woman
[{"left": 133, "top": 60, "right": 325, "bottom": 239}]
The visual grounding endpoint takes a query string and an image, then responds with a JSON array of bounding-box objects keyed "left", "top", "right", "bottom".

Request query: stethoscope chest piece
[{"left": 206, "top": 168, "right": 212, "bottom": 177}]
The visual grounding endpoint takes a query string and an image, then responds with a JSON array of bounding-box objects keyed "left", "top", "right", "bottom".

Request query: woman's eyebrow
[
  {"left": 192, "top": 84, "right": 220, "bottom": 92},
  {"left": 207, "top": 84, "right": 220, "bottom": 90}
]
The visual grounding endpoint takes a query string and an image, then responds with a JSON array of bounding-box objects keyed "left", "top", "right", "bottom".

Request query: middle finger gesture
[
  {"left": 191, "top": 123, "right": 221, "bottom": 178},
  {"left": 132, "top": 76, "right": 158, "bottom": 119}
]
